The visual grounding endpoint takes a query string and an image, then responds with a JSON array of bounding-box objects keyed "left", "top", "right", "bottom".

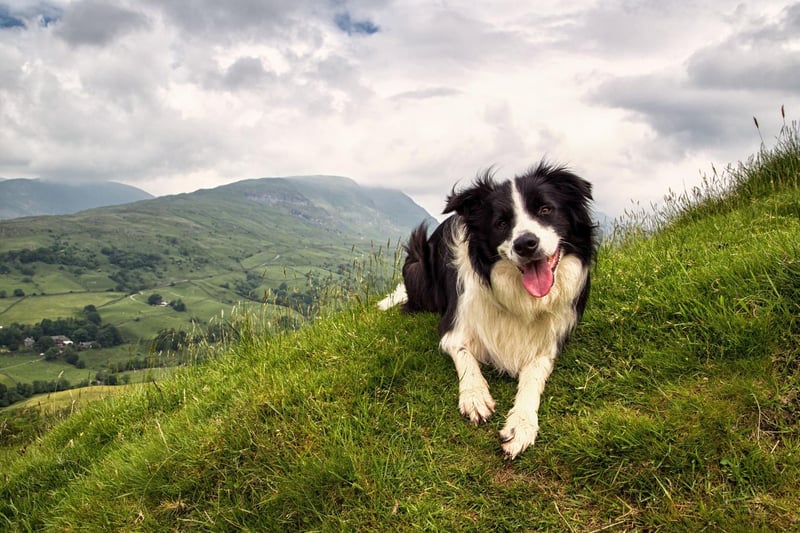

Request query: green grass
[
  {"left": 0, "top": 353, "right": 94, "bottom": 386},
  {"left": 23, "top": 264, "right": 88, "bottom": 294},
  {"left": 3, "top": 385, "right": 127, "bottom": 415},
  {"left": 1, "top": 120, "right": 799, "bottom": 530},
  {"left": 0, "top": 292, "right": 125, "bottom": 325}
]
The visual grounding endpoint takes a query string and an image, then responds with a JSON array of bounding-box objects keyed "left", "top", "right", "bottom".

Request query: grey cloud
[
  {"left": 687, "top": 46, "right": 800, "bottom": 92},
  {"left": 221, "top": 57, "right": 275, "bottom": 90},
  {"left": 149, "top": 0, "right": 317, "bottom": 40},
  {"left": 54, "top": 0, "right": 149, "bottom": 46},
  {"left": 745, "top": 2, "right": 800, "bottom": 41},
  {"left": 369, "top": 7, "right": 536, "bottom": 76},
  {"left": 0, "top": 53, "right": 226, "bottom": 183},
  {"left": 19, "top": 100, "right": 233, "bottom": 183},
  {"left": 294, "top": 54, "right": 374, "bottom": 115},
  {"left": 592, "top": 75, "right": 757, "bottom": 149},
  {"left": 149, "top": 1, "right": 381, "bottom": 57},
  {"left": 559, "top": 0, "right": 715, "bottom": 55},
  {"left": 590, "top": 3, "right": 800, "bottom": 151},
  {"left": 687, "top": 3, "right": 800, "bottom": 92}
]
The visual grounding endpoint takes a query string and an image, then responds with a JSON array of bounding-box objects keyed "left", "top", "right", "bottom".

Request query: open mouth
[{"left": 518, "top": 246, "right": 561, "bottom": 298}]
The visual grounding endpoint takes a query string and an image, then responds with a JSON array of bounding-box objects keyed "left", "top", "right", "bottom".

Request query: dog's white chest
[{"left": 454, "top": 255, "right": 586, "bottom": 377}]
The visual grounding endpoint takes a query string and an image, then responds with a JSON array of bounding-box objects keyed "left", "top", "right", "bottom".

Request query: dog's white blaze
[{"left": 496, "top": 184, "right": 561, "bottom": 265}]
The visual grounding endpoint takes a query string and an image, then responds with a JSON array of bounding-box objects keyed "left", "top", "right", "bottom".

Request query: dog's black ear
[
  {"left": 533, "top": 160, "right": 593, "bottom": 202},
  {"left": 572, "top": 176, "right": 592, "bottom": 200},
  {"left": 443, "top": 171, "right": 496, "bottom": 216}
]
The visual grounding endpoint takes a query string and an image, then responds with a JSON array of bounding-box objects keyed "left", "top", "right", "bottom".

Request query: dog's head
[{"left": 444, "top": 161, "right": 595, "bottom": 297}]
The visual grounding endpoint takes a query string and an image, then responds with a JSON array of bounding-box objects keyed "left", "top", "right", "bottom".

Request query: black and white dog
[{"left": 379, "top": 162, "right": 596, "bottom": 458}]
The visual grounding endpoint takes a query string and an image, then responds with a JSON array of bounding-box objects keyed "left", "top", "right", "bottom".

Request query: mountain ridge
[{"left": 0, "top": 179, "right": 154, "bottom": 220}]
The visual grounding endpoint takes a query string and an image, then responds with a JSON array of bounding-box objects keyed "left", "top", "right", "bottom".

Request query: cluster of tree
[
  {"left": 0, "top": 339, "right": 194, "bottom": 409},
  {"left": 0, "top": 241, "right": 101, "bottom": 270},
  {"left": 151, "top": 328, "right": 190, "bottom": 353},
  {"left": 0, "top": 305, "right": 123, "bottom": 352},
  {"left": 100, "top": 247, "right": 163, "bottom": 270},
  {"left": 109, "top": 269, "right": 149, "bottom": 293},
  {"left": 93, "top": 370, "right": 130, "bottom": 386},
  {"left": 105, "top": 356, "right": 160, "bottom": 375},
  {"left": 271, "top": 281, "right": 314, "bottom": 313},
  {"left": 0, "top": 378, "right": 75, "bottom": 408},
  {"left": 0, "top": 368, "right": 138, "bottom": 408},
  {"left": 38, "top": 344, "right": 86, "bottom": 369},
  {"left": 0, "top": 289, "right": 26, "bottom": 298},
  {"left": 96, "top": 247, "right": 164, "bottom": 293},
  {"left": 0, "top": 242, "right": 180, "bottom": 296},
  {"left": 150, "top": 323, "right": 231, "bottom": 355},
  {"left": 234, "top": 271, "right": 265, "bottom": 301},
  {"left": 261, "top": 272, "right": 334, "bottom": 318},
  {"left": 146, "top": 293, "right": 186, "bottom": 311}
]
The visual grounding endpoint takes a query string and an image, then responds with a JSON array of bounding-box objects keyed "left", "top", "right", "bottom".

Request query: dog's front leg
[
  {"left": 499, "top": 350, "right": 557, "bottom": 459},
  {"left": 441, "top": 331, "right": 495, "bottom": 424}
]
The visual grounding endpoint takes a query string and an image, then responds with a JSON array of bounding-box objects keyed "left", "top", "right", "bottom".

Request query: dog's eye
[
  {"left": 495, "top": 219, "right": 508, "bottom": 230},
  {"left": 538, "top": 206, "right": 552, "bottom": 216}
]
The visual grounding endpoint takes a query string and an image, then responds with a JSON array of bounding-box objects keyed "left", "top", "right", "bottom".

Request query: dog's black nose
[{"left": 513, "top": 233, "right": 539, "bottom": 257}]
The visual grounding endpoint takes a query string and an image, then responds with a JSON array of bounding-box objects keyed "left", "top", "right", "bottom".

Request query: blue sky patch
[
  {"left": 0, "top": 5, "right": 26, "bottom": 29},
  {"left": 0, "top": 3, "right": 62, "bottom": 29},
  {"left": 335, "top": 12, "right": 379, "bottom": 36}
]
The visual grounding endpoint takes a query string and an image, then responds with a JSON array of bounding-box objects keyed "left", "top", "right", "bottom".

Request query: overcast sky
[{"left": 1, "top": 1, "right": 798, "bottom": 219}]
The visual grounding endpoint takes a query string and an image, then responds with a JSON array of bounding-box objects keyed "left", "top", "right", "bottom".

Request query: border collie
[{"left": 379, "top": 161, "right": 596, "bottom": 459}]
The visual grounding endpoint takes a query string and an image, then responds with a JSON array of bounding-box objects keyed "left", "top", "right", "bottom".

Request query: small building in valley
[{"left": 51, "top": 335, "right": 73, "bottom": 348}]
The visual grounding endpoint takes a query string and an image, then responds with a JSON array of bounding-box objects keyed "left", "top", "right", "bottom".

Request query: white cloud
[{"left": 0, "top": 0, "right": 798, "bottom": 220}]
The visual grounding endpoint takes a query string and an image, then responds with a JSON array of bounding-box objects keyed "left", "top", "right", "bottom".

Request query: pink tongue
[{"left": 521, "top": 259, "right": 553, "bottom": 298}]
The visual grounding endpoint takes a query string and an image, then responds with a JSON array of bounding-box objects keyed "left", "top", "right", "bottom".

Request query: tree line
[
  {"left": 0, "top": 305, "right": 123, "bottom": 352},
  {"left": 0, "top": 379, "right": 76, "bottom": 408}
]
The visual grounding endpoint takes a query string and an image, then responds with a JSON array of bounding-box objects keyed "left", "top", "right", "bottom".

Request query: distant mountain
[
  {"left": 0, "top": 175, "right": 434, "bottom": 335},
  {"left": 203, "top": 175, "right": 436, "bottom": 241},
  {"left": 593, "top": 210, "right": 616, "bottom": 241},
  {"left": 0, "top": 179, "right": 154, "bottom": 220}
]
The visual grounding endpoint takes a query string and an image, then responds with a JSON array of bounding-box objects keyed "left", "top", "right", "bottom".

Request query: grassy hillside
[
  {"left": 0, "top": 175, "right": 431, "bottom": 332},
  {"left": 1, "top": 125, "right": 799, "bottom": 530},
  {"left": 0, "top": 174, "right": 428, "bottom": 358},
  {"left": 0, "top": 175, "right": 429, "bottom": 409}
]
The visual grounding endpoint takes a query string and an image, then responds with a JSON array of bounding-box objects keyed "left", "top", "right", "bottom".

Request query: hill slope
[
  {"left": 0, "top": 179, "right": 153, "bottom": 220},
  {"left": 0, "top": 175, "right": 433, "bottom": 339},
  {"left": 1, "top": 130, "right": 799, "bottom": 530}
]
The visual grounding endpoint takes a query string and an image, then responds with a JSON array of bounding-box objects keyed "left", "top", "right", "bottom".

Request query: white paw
[
  {"left": 376, "top": 284, "right": 407, "bottom": 310},
  {"left": 376, "top": 296, "right": 395, "bottom": 311},
  {"left": 499, "top": 411, "right": 539, "bottom": 459},
  {"left": 458, "top": 386, "right": 496, "bottom": 424}
]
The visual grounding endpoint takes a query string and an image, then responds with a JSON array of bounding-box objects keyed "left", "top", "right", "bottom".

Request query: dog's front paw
[
  {"left": 499, "top": 412, "right": 539, "bottom": 459},
  {"left": 458, "top": 386, "right": 496, "bottom": 425}
]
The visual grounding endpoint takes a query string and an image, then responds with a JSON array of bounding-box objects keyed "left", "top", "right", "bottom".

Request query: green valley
[{"left": 0, "top": 175, "right": 433, "bottom": 406}]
